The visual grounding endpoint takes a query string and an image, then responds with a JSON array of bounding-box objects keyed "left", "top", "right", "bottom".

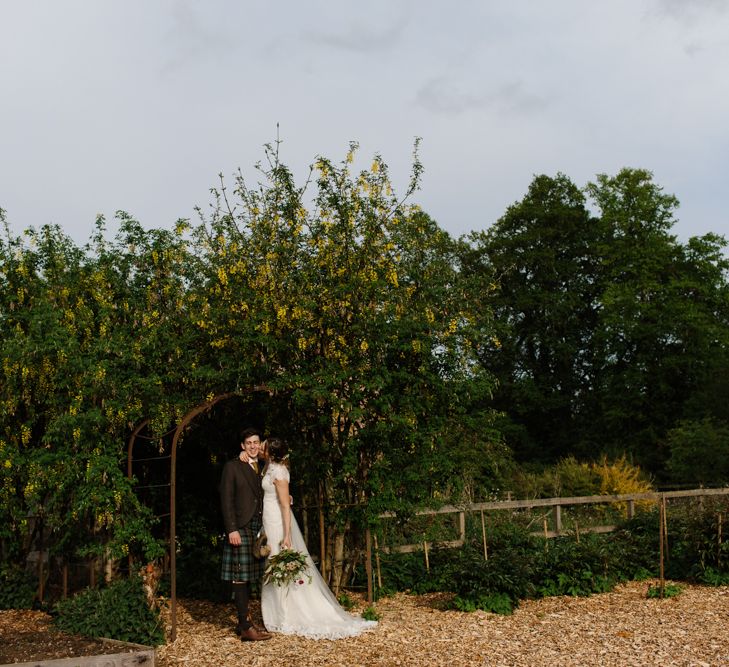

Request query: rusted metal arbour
[{"left": 127, "top": 387, "right": 270, "bottom": 641}]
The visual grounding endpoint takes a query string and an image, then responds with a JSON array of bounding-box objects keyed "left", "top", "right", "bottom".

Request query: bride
[{"left": 260, "top": 438, "right": 377, "bottom": 639}]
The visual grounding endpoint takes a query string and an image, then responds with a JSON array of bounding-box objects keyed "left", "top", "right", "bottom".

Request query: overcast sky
[{"left": 2, "top": 1, "right": 728, "bottom": 246}]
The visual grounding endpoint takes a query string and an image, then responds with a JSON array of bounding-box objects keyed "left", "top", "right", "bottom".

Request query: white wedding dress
[{"left": 261, "top": 462, "right": 377, "bottom": 639}]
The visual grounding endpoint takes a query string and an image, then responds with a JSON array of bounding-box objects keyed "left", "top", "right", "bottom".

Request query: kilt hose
[{"left": 221, "top": 515, "right": 265, "bottom": 583}]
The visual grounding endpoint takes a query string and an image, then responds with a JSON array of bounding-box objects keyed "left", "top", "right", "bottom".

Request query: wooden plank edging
[{"left": 2, "top": 643, "right": 155, "bottom": 667}]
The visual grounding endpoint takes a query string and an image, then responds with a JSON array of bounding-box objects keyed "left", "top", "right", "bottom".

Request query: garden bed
[
  {"left": 0, "top": 610, "right": 154, "bottom": 665},
  {"left": 3, "top": 581, "right": 728, "bottom": 666}
]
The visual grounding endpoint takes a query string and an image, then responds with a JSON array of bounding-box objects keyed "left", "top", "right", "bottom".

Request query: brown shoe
[
  {"left": 239, "top": 627, "right": 273, "bottom": 641},
  {"left": 235, "top": 623, "right": 269, "bottom": 636}
]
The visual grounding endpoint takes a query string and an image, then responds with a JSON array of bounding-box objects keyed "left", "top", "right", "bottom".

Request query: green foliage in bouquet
[{"left": 263, "top": 549, "right": 310, "bottom": 587}]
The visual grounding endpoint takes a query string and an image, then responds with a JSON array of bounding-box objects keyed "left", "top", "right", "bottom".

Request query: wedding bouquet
[{"left": 263, "top": 549, "right": 311, "bottom": 587}]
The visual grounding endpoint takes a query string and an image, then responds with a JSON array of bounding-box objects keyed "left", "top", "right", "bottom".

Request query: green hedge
[{"left": 0, "top": 564, "right": 37, "bottom": 609}]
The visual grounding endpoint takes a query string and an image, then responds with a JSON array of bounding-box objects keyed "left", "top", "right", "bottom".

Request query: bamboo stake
[
  {"left": 543, "top": 516, "right": 549, "bottom": 551},
  {"left": 718, "top": 512, "right": 723, "bottom": 568},
  {"left": 373, "top": 534, "right": 382, "bottom": 589},
  {"left": 423, "top": 540, "right": 430, "bottom": 573},
  {"left": 480, "top": 510, "right": 488, "bottom": 560},
  {"left": 62, "top": 563, "right": 68, "bottom": 599},
  {"left": 659, "top": 497, "right": 665, "bottom": 598},
  {"left": 318, "top": 486, "right": 326, "bottom": 581},
  {"left": 662, "top": 496, "right": 669, "bottom": 567},
  {"left": 574, "top": 520, "right": 580, "bottom": 544},
  {"left": 364, "top": 528, "right": 373, "bottom": 604}
]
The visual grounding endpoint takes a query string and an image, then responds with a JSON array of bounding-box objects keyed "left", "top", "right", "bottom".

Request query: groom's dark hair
[
  {"left": 266, "top": 438, "right": 289, "bottom": 462},
  {"left": 239, "top": 426, "right": 262, "bottom": 442}
]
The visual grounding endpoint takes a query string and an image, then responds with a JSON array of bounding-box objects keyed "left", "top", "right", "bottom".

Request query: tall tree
[
  {"left": 584, "top": 169, "right": 729, "bottom": 472},
  {"left": 465, "top": 173, "right": 602, "bottom": 461}
]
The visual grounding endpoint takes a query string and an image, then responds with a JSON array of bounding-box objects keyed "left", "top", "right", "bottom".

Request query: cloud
[
  {"left": 415, "top": 76, "right": 547, "bottom": 116},
  {"left": 160, "top": 1, "right": 241, "bottom": 75},
  {"left": 653, "top": 0, "right": 727, "bottom": 22},
  {"left": 306, "top": 14, "right": 408, "bottom": 53}
]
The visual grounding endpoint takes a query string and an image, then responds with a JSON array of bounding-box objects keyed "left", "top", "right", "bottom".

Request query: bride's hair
[{"left": 266, "top": 438, "right": 289, "bottom": 464}]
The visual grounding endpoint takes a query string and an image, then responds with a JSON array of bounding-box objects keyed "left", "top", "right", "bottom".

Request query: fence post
[
  {"left": 659, "top": 495, "right": 666, "bottom": 598},
  {"left": 480, "top": 510, "right": 488, "bottom": 560},
  {"left": 365, "top": 528, "right": 373, "bottom": 604},
  {"left": 718, "top": 512, "right": 723, "bottom": 568},
  {"left": 662, "top": 496, "right": 669, "bottom": 567},
  {"left": 554, "top": 504, "right": 562, "bottom": 535}
]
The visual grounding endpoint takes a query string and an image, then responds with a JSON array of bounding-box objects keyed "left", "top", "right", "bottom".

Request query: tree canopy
[{"left": 2, "top": 150, "right": 728, "bottom": 585}]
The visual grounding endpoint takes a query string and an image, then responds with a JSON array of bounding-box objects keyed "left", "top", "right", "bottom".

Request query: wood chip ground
[{"left": 2, "top": 581, "right": 728, "bottom": 666}]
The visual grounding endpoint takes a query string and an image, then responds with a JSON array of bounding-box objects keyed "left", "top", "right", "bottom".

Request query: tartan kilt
[{"left": 220, "top": 516, "right": 265, "bottom": 583}]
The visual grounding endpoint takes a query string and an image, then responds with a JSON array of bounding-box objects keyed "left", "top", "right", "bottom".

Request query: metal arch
[
  {"left": 168, "top": 387, "right": 270, "bottom": 641},
  {"left": 127, "top": 418, "right": 151, "bottom": 480},
  {"left": 126, "top": 386, "right": 272, "bottom": 642}
]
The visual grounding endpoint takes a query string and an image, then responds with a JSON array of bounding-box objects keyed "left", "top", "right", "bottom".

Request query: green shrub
[
  {"left": 362, "top": 496, "right": 728, "bottom": 614},
  {"left": 608, "top": 511, "right": 660, "bottom": 580},
  {"left": 0, "top": 564, "right": 36, "bottom": 610},
  {"left": 534, "top": 534, "right": 617, "bottom": 597},
  {"left": 452, "top": 591, "right": 514, "bottom": 615},
  {"left": 647, "top": 583, "right": 683, "bottom": 598},
  {"left": 337, "top": 592, "right": 355, "bottom": 610},
  {"left": 700, "top": 567, "right": 729, "bottom": 586},
  {"left": 361, "top": 605, "right": 380, "bottom": 621},
  {"left": 53, "top": 575, "right": 164, "bottom": 645}
]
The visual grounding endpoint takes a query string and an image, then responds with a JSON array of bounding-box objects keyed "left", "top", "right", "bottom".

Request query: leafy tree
[
  {"left": 191, "top": 141, "right": 502, "bottom": 588},
  {"left": 465, "top": 168, "right": 729, "bottom": 478},
  {"left": 585, "top": 169, "right": 729, "bottom": 472},
  {"left": 666, "top": 418, "right": 729, "bottom": 486},
  {"left": 464, "top": 173, "right": 602, "bottom": 462}
]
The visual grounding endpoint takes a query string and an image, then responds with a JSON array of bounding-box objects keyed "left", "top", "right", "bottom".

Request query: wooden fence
[{"left": 362, "top": 486, "right": 729, "bottom": 602}]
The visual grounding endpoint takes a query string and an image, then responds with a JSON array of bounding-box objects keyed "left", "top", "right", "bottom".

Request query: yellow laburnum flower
[
  {"left": 360, "top": 340, "right": 369, "bottom": 352},
  {"left": 412, "top": 340, "right": 422, "bottom": 353}
]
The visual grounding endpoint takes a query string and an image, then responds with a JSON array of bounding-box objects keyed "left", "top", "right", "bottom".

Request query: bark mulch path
[{"left": 2, "top": 581, "right": 728, "bottom": 666}]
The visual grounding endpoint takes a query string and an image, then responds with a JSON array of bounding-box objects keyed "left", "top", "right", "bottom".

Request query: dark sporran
[{"left": 253, "top": 527, "right": 271, "bottom": 559}]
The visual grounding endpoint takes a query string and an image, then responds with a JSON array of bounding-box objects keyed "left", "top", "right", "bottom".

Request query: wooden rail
[{"left": 375, "top": 487, "right": 729, "bottom": 552}]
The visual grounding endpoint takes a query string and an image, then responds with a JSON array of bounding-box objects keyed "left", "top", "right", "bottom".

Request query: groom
[{"left": 219, "top": 427, "right": 272, "bottom": 641}]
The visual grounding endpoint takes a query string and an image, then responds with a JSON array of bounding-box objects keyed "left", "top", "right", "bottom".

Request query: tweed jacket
[{"left": 219, "top": 456, "right": 264, "bottom": 535}]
